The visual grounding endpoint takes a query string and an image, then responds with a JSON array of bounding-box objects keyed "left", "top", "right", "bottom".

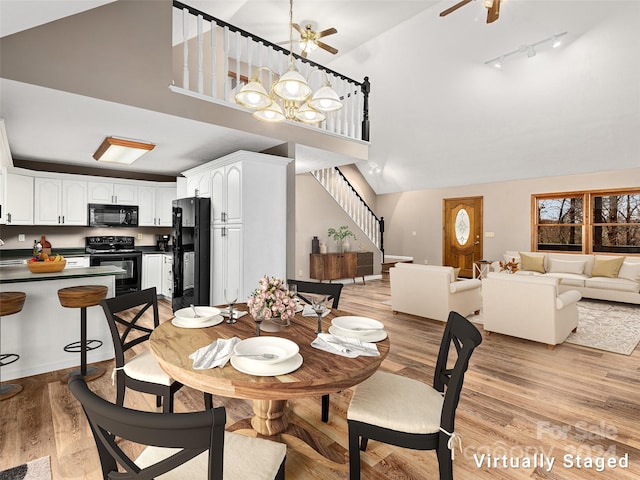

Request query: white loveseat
[
  {"left": 493, "top": 252, "right": 640, "bottom": 305},
  {"left": 389, "top": 263, "right": 482, "bottom": 322},
  {"left": 482, "top": 272, "right": 582, "bottom": 348}
]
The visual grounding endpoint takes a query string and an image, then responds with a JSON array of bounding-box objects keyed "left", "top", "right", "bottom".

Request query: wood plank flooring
[{"left": 1, "top": 277, "right": 639, "bottom": 479}]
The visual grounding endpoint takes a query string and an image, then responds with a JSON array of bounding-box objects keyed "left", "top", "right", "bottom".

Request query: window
[{"left": 532, "top": 189, "right": 640, "bottom": 255}]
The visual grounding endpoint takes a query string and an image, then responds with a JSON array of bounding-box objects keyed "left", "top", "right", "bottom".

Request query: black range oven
[{"left": 86, "top": 236, "right": 142, "bottom": 296}]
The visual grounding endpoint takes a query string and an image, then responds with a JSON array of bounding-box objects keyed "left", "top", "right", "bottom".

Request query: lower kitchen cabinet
[
  {"left": 142, "top": 254, "right": 163, "bottom": 293},
  {"left": 162, "top": 253, "right": 173, "bottom": 298}
]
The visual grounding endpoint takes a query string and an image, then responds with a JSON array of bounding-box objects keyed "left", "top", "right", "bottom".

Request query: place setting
[
  {"left": 171, "top": 305, "right": 223, "bottom": 328},
  {"left": 312, "top": 315, "right": 387, "bottom": 358}
]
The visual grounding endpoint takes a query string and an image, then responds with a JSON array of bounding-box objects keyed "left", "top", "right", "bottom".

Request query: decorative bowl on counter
[{"left": 27, "top": 260, "right": 67, "bottom": 273}]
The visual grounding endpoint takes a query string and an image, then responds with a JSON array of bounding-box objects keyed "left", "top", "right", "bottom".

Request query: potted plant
[{"left": 327, "top": 226, "right": 357, "bottom": 253}]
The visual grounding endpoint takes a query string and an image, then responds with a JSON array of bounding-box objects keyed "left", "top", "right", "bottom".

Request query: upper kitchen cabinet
[
  {"left": 88, "top": 181, "right": 137, "bottom": 205},
  {"left": 34, "top": 177, "right": 87, "bottom": 225},
  {"left": 211, "top": 163, "right": 242, "bottom": 225},
  {"left": 185, "top": 172, "right": 211, "bottom": 199},
  {"left": 5, "top": 171, "right": 34, "bottom": 225},
  {"left": 138, "top": 184, "right": 176, "bottom": 227}
]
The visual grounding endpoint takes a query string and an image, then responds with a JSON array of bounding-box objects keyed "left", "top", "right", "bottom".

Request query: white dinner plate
[
  {"left": 329, "top": 325, "right": 387, "bottom": 342},
  {"left": 171, "top": 315, "right": 224, "bottom": 329},
  {"left": 174, "top": 306, "right": 222, "bottom": 324},
  {"left": 233, "top": 337, "right": 299, "bottom": 365},
  {"left": 231, "top": 353, "right": 303, "bottom": 376},
  {"left": 332, "top": 316, "right": 385, "bottom": 334}
]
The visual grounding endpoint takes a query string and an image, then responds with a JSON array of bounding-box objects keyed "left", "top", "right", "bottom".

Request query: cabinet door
[
  {"left": 210, "top": 168, "right": 225, "bottom": 224},
  {"left": 226, "top": 225, "right": 243, "bottom": 301},
  {"left": 142, "top": 254, "right": 163, "bottom": 291},
  {"left": 211, "top": 226, "right": 225, "bottom": 305},
  {"left": 225, "top": 163, "right": 242, "bottom": 224},
  {"left": 342, "top": 252, "right": 358, "bottom": 278},
  {"left": 156, "top": 186, "right": 176, "bottom": 227},
  {"left": 162, "top": 254, "right": 173, "bottom": 297},
  {"left": 5, "top": 172, "right": 34, "bottom": 225},
  {"left": 61, "top": 179, "right": 88, "bottom": 225},
  {"left": 87, "top": 181, "right": 113, "bottom": 204},
  {"left": 137, "top": 186, "right": 156, "bottom": 226},
  {"left": 114, "top": 183, "right": 137, "bottom": 205},
  {"left": 211, "top": 225, "right": 243, "bottom": 305},
  {"left": 186, "top": 172, "right": 210, "bottom": 198},
  {"left": 34, "top": 177, "right": 62, "bottom": 225}
]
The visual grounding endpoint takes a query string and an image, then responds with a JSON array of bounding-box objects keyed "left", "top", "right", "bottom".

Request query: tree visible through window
[
  {"left": 536, "top": 196, "right": 584, "bottom": 251},
  {"left": 593, "top": 193, "right": 640, "bottom": 253}
]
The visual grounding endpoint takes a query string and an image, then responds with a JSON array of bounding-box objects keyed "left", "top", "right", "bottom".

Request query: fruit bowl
[{"left": 27, "top": 260, "right": 67, "bottom": 273}]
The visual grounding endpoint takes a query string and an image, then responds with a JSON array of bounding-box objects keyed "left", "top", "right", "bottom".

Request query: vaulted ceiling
[{"left": 1, "top": 1, "right": 638, "bottom": 194}]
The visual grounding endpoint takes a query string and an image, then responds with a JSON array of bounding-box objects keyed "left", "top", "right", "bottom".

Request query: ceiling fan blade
[
  {"left": 440, "top": 0, "right": 474, "bottom": 17},
  {"left": 317, "top": 41, "right": 338, "bottom": 55},
  {"left": 317, "top": 27, "right": 337, "bottom": 39},
  {"left": 486, "top": 0, "right": 500, "bottom": 23},
  {"left": 292, "top": 23, "right": 304, "bottom": 35}
]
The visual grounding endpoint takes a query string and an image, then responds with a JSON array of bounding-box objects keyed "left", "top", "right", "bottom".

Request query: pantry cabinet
[{"left": 34, "top": 177, "right": 87, "bottom": 225}]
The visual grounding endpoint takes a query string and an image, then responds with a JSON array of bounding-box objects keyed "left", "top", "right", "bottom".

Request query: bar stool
[
  {"left": 58, "top": 285, "right": 108, "bottom": 382},
  {"left": 0, "top": 291, "right": 26, "bottom": 401}
]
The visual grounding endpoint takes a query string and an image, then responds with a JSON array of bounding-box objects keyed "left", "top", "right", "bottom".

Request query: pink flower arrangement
[{"left": 247, "top": 276, "right": 297, "bottom": 322}]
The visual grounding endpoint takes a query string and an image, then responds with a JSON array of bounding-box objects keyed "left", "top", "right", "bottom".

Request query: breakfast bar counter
[{"left": 0, "top": 266, "right": 121, "bottom": 380}]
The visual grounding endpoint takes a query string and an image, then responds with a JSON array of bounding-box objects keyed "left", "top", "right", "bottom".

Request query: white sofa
[
  {"left": 482, "top": 272, "right": 582, "bottom": 348},
  {"left": 389, "top": 263, "right": 482, "bottom": 322},
  {"left": 492, "top": 252, "right": 640, "bottom": 305}
]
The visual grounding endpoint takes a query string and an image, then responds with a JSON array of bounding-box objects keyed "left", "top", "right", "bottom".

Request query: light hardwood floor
[{"left": 1, "top": 278, "right": 639, "bottom": 479}]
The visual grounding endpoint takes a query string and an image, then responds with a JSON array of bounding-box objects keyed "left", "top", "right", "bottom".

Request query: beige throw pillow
[
  {"left": 519, "top": 252, "right": 545, "bottom": 273},
  {"left": 591, "top": 256, "right": 625, "bottom": 278},
  {"left": 452, "top": 267, "right": 461, "bottom": 282}
]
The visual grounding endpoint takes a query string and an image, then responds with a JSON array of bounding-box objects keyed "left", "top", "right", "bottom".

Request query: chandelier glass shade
[{"left": 233, "top": 0, "right": 342, "bottom": 124}]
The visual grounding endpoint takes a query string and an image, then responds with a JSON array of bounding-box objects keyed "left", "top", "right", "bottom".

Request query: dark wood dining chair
[
  {"left": 100, "top": 287, "right": 211, "bottom": 413},
  {"left": 68, "top": 375, "right": 286, "bottom": 479},
  {"left": 287, "top": 279, "right": 344, "bottom": 422},
  {"left": 347, "top": 311, "right": 482, "bottom": 480}
]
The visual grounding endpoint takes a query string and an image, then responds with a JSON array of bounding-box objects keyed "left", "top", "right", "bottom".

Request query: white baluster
[
  {"left": 197, "top": 15, "right": 204, "bottom": 94},
  {"left": 236, "top": 31, "right": 242, "bottom": 93},
  {"left": 210, "top": 20, "right": 217, "bottom": 98},
  {"left": 223, "top": 26, "right": 230, "bottom": 101},
  {"left": 182, "top": 8, "right": 189, "bottom": 89},
  {"left": 247, "top": 35, "right": 253, "bottom": 85}
]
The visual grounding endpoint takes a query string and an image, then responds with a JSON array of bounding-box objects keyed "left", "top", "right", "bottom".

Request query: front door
[{"left": 443, "top": 197, "right": 483, "bottom": 278}]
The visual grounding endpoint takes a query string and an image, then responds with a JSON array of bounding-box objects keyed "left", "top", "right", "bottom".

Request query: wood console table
[{"left": 310, "top": 252, "right": 374, "bottom": 283}]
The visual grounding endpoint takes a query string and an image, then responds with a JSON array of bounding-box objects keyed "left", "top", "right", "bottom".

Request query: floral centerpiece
[
  {"left": 247, "top": 275, "right": 297, "bottom": 323},
  {"left": 499, "top": 257, "right": 519, "bottom": 274}
]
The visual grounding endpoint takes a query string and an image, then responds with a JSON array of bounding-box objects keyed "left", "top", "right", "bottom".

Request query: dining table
[{"left": 149, "top": 303, "right": 390, "bottom": 466}]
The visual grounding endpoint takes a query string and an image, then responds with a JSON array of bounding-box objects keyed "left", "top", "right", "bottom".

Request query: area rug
[
  {"left": 565, "top": 300, "right": 640, "bottom": 355},
  {"left": 0, "top": 457, "right": 51, "bottom": 480}
]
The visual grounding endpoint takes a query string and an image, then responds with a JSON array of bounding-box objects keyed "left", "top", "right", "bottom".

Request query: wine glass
[
  {"left": 224, "top": 288, "right": 238, "bottom": 324},
  {"left": 312, "top": 295, "right": 327, "bottom": 334},
  {"left": 253, "top": 306, "right": 267, "bottom": 336}
]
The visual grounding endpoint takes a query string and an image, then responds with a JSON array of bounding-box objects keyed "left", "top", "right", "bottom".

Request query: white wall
[{"left": 377, "top": 167, "right": 640, "bottom": 266}]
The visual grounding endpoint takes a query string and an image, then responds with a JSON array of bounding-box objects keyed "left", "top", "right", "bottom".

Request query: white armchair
[
  {"left": 482, "top": 272, "right": 581, "bottom": 349},
  {"left": 390, "top": 263, "right": 482, "bottom": 321}
]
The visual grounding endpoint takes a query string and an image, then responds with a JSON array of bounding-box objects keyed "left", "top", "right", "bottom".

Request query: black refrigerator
[{"left": 172, "top": 197, "right": 210, "bottom": 311}]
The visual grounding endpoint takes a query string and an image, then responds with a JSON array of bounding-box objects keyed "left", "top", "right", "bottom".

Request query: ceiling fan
[
  {"left": 440, "top": 0, "right": 501, "bottom": 24},
  {"left": 292, "top": 23, "right": 339, "bottom": 57}
]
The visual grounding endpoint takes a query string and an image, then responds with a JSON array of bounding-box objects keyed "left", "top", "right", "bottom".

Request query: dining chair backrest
[
  {"left": 100, "top": 287, "right": 159, "bottom": 369},
  {"left": 287, "top": 280, "right": 343, "bottom": 309},
  {"left": 434, "top": 311, "right": 483, "bottom": 434},
  {"left": 68, "top": 374, "right": 224, "bottom": 479}
]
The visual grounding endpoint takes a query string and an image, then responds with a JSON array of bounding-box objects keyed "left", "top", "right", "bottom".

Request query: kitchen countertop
[{"left": 0, "top": 265, "right": 123, "bottom": 284}]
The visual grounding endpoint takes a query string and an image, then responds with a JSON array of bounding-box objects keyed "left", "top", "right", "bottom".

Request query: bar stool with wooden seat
[
  {"left": 58, "top": 285, "right": 108, "bottom": 382},
  {"left": 0, "top": 291, "right": 27, "bottom": 401}
]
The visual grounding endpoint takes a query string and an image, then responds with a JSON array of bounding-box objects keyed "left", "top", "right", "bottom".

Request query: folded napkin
[
  {"left": 189, "top": 337, "right": 240, "bottom": 369},
  {"left": 302, "top": 304, "right": 331, "bottom": 318},
  {"left": 311, "top": 333, "right": 380, "bottom": 358},
  {"left": 219, "top": 309, "right": 248, "bottom": 319}
]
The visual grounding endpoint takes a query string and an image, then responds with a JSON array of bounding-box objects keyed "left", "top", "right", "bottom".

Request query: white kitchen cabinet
[
  {"left": 182, "top": 151, "right": 290, "bottom": 306},
  {"left": 162, "top": 253, "right": 173, "bottom": 298},
  {"left": 5, "top": 172, "right": 34, "bottom": 225},
  {"left": 34, "top": 177, "right": 87, "bottom": 225},
  {"left": 185, "top": 172, "right": 211, "bottom": 198},
  {"left": 0, "top": 167, "right": 5, "bottom": 225},
  {"left": 142, "top": 254, "right": 163, "bottom": 292},
  {"left": 88, "top": 181, "right": 137, "bottom": 205},
  {"left": 139, "top": 184, "right": 176, "bottom": 227}
]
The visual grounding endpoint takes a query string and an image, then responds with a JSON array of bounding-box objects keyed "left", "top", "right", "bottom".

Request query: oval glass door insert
[{"left": 455, "top": 208, "right": 470, "bottom": 246}]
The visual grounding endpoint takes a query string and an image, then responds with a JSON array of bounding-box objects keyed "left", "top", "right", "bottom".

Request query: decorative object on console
[
  {"left": 327, "top": 225, "right": 356, "bottom": 253},
  {"left": 499, "top": 257, "right": 519, "bottom": 273},
  {"left": 247, "top": 276, "right": 297, "bottom": 324},
  {"left": 312, "top": 236, "right": 320, "bottom": 254}
]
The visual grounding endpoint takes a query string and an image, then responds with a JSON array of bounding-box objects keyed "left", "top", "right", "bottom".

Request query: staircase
[{"left": 311, "top": 167, "right": 384, "bottom": 255}]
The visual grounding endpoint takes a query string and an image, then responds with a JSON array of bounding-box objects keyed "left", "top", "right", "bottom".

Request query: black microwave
[{"left": 88, "top": 204, "right": 139, "bottom": 227}]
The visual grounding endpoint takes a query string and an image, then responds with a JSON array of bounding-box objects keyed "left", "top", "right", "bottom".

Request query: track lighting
[{"left": 485, "top": 32, "right": 567, "bottom": 68}]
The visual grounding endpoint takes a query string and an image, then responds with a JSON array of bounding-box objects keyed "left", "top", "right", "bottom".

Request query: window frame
[{"left": 531, "top": 188, "right": 640, "bottom": 256}]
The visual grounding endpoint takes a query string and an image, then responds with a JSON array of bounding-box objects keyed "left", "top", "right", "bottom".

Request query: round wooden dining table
[{"left": 149, "top": 304, "right": 389, "bottom": 442}]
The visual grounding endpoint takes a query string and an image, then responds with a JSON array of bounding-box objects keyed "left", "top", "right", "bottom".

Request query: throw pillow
[
  {"left": 591, "top": 256, "right": 625, "bottom": 278},
  {"left": 452, "top": 267, "right": 461, "bottom": 282},
  {"left": 519, "top": 252, "right": 545, "bottom": 273},
  {"left": 617, "top": 262, "right": 640, "bottom": 283},
  {"left": 548, "top": 259, "right": 586, "bottom": 275}
]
